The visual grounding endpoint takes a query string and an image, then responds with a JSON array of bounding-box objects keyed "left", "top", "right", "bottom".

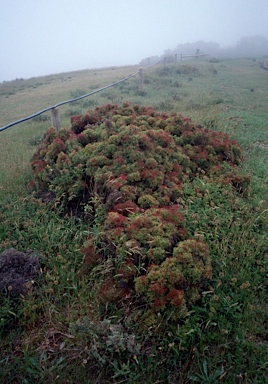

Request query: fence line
[
  {"left": 181, "top": 53, "right": 209, "bottom": 60},
  {"left": 181, "top": 49, "right": 209, "bottom": 60},
  {"left": 0, "top": 58, "right": 164, "bottom": 133}
]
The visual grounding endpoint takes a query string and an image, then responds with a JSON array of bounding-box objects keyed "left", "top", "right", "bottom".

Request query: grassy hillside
[{"left": 0, "top": 59, "right": 267, "bottom": 383}]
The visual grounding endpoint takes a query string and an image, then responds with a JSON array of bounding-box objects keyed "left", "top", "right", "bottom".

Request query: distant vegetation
[{"left": 141, "top": 35, "right": 268, "bottom": 65}]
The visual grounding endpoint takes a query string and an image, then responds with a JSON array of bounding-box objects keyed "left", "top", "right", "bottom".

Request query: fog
[{"left": 1, "top": 0, "right": 268, "bottom": 82}]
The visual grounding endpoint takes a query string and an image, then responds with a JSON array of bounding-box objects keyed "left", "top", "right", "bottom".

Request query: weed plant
[{"left": 0, "top": 59, "right": 267, "bottom": 383}]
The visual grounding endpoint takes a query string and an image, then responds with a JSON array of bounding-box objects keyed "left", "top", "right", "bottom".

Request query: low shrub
[{"left": 30, "top": 102, "right": 249, "bottom": 329}]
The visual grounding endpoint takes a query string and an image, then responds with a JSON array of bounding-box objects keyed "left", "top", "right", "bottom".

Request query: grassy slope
[{"left": 0, "top": 59, "right": 267, "bottom": 383}]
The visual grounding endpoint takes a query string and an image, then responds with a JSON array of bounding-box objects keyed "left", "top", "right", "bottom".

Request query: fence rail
[
  {"left": 181, "top": 53, "right": 209, "bottom": 60},
  {"left": 0, "top": 58, "right": 164, "bottom": 133},
  {"left": 181, "top": 49, "right": 209, "bottom": 60}
]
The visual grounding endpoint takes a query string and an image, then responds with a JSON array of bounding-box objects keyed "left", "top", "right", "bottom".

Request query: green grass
[{"left": 0, "top": 58, "right": 267, "bottom": 383}]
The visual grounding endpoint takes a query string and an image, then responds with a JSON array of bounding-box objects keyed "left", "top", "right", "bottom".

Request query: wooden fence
[
  {"left": 0, "top": 53, "right": 208, "bottom": 132},
  {"left": 0, "top": 59, "right": 165, "bottom": 133},
  {"left": 181, "top": 49, "right": 209, "bottom": 60}
]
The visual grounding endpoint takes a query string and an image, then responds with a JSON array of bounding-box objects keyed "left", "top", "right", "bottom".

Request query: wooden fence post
[
  {"left": 175, "top": 53, "right": 178, "bottom": 63},
  {"left": 51, "top": 108, "right": 60, "bottom": 131},
  {"left": 139, "top": 67, "right": 143, "bottom": 93}
]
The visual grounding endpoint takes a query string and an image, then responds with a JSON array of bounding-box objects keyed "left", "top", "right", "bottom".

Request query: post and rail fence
[{"left": 181, "top": 49, "right": 209, "bottom": 60}]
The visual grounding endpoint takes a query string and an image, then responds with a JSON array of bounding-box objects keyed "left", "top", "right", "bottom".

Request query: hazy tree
[
  {"left": 235, "top": 35, "right": 268, "bottom": 57},
  {"left": 140, "top": 35, "right": 268, "bottom": 63}
]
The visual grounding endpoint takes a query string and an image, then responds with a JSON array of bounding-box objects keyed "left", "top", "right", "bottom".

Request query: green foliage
[
  {"left": 188, "top": 359, "right": 224, "bottom": 383},
  {"left": 0, "top": 297, "right": 20, "bottom": 337}
]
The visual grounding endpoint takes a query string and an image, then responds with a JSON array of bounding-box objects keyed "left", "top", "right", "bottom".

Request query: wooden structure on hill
[{"left": 181, "top": 49, "right": 209, "bottom": 60}]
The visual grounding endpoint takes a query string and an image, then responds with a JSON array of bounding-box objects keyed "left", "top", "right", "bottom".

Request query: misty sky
[{"left": 1, "top": 0, "right": 268, "bottom": 82}]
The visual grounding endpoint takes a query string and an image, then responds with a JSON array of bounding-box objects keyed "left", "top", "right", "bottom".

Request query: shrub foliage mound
[{"left": 31, "top": 102, "right": 249, "bottom": 326}]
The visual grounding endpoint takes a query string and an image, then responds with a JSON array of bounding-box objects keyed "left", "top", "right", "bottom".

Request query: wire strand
[{"left": 0, "top": 59, "right": 164, "bottom": 133}]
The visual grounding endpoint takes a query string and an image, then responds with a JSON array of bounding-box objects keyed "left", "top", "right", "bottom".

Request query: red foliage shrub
[
  {"left": 98, "top": 278, "right": 130, "bottom": 304},
  {"left": 112, "top": 201, "right": 141, "bottom": 215},
  {"left": 30, "top": 103, "right": 249, "bottom": 323},
  {"left": 166, "top": 288, "right": 185, "bottom": 307}
]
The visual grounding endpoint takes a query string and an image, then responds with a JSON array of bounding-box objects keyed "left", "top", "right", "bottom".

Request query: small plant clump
[
  {"left": 0, "top": 248, "right": 41, "bottom": 299},
  {"left": 30, "top": 102, "right": 249, "bottom": 327},
  {"left": 69, "top": 317, "right": 141, "bottom": 366}
]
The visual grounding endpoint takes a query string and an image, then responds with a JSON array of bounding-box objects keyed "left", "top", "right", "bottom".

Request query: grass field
[{"left": 0, "top": 58, "right": 267, "bottom": 383}]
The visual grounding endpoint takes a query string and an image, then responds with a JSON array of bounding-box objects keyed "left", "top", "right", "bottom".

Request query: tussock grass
[{"left": 0, "top": 59, "right": 267, "bottom": 383}]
